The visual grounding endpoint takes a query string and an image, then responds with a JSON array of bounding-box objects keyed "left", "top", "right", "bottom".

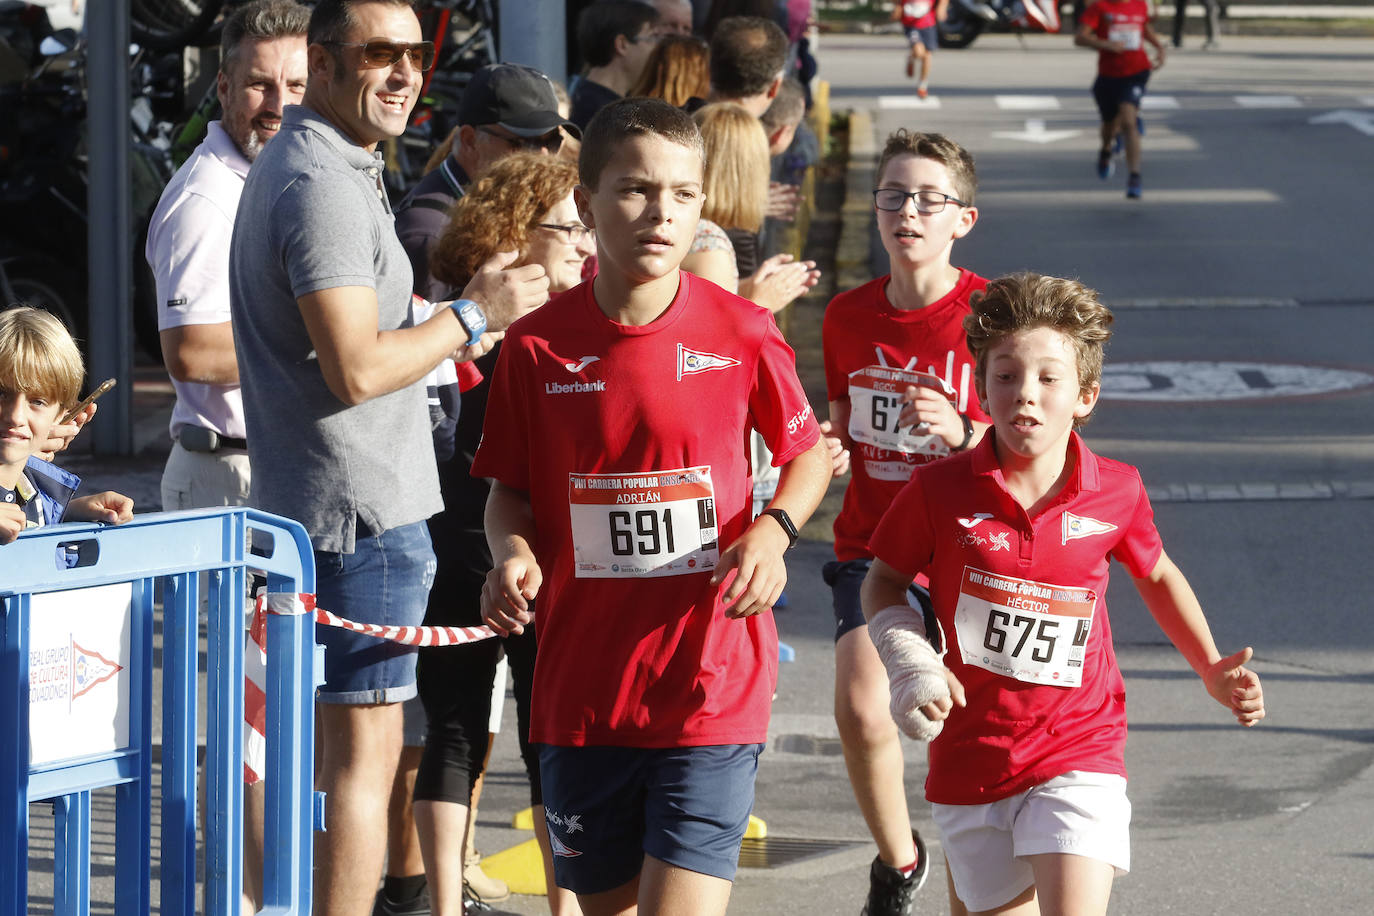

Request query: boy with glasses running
[{"left": 820, "top": 129, "right": 990, "bottom": 915}]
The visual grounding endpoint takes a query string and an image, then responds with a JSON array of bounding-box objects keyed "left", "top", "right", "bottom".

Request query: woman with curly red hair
[{"left": 418, "top": 151, "right": 592, "bottom": 916}]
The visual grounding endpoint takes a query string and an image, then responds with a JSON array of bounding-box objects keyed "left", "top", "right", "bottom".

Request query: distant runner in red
[{"left": 1076, "top": 0, "right": 1166, "bottom": 198}]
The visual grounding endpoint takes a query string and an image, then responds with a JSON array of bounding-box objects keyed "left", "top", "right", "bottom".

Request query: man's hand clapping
[{"left": 460, "top": 249, "right": 550, "bottom": 332}]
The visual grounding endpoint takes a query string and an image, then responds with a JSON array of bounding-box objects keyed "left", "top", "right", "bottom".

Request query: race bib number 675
[
  {"left": 953, "top": 567, "right": 1096, "bottom": 687},
  {"left": 570, "top": 466, "right": 719, "bottom": 578}
]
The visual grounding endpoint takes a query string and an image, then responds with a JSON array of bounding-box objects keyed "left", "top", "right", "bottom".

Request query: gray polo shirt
[{"left": 229, "top": 105, "right": 442, "bottom": 553}]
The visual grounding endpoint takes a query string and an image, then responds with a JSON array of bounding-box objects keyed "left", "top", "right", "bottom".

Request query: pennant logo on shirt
[
  {"left": 677, "top": 344, "right": 739, "bottom": 381},
  {"left": 1062, "top": 512, "right": 1117, "bottom": 545}
]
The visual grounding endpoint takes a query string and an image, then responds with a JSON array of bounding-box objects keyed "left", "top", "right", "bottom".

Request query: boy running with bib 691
[
  {"left": 474, "top": 97, "right": 832, "bottom": 916},
  {"left": 862, "top": 272, "right": 1265, "bottom": 915}
]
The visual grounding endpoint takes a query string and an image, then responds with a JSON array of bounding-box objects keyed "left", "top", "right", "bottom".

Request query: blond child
[{"left": 0, "top": 307, "right": 133, "bottom": 544}]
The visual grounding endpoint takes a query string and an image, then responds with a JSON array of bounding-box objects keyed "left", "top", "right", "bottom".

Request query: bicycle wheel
[{"left": 130, "top": 0, "right": 227, "bottom": 52}]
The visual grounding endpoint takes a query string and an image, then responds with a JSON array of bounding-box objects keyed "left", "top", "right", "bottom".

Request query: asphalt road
[{"left": 22, "top": 33, "right": 1374, "bottom": 916}]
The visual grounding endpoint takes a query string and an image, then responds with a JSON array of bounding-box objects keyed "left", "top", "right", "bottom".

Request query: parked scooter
[{"left": 937, "top": 0, "right": 1063, "bottom": 49}]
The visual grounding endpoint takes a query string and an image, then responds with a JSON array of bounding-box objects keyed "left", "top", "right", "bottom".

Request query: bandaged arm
[{"left": 861, "top": 557, "right": 958, "bottom": 741}]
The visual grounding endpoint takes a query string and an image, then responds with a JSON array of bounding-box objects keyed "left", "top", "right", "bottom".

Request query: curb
[{"left": 836, "top": 110, "right": 877, "bottom": 294}]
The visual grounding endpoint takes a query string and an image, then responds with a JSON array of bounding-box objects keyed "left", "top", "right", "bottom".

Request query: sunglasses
[
  {"left": 325, "top": 39, "right": 435, "bottom": 72},
  {"left": 476, "top": 125, "right": 563, "bottom": 153}
]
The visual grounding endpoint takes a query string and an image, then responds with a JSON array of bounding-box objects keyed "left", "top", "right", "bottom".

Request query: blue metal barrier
[{"left": 1, "top": 508, "right": 320, "bottom": 915}]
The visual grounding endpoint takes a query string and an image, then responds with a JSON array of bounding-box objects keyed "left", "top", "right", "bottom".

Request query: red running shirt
[
  {"left": 869, "top": 433, "right": 1163, "bottom": 804},
  {"left": 1082, "top": 0, "right": 1153, "bottom": 78},
  {"left": 823, "top": 270, "right": 990, "bottom": 563},
  {"left": 900, "top": 0, "right": 937, "bottom": 29},
  {"left": 472, "top": 273, "right": 820, "bottom": 747}
]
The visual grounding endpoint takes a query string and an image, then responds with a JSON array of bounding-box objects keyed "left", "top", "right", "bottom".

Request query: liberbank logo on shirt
[{"left": 545, "top": 378, "right": 606, "bottom": 394}]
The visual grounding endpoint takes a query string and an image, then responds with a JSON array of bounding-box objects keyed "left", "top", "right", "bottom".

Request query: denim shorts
[
  {"left": 538, "top": 743, "right": 764, "bottom": 894},
  {"left": 904, "top": 25, "right": 938, "bottom": 52},
  {"left": 314, "top": 520, "right": 436, "bottom": 704},
  {"left": 822, "top": 557, "right": 940, "bottom": 651}
]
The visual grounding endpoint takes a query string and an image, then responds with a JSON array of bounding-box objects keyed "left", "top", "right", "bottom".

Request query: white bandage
[{"left": 869, "top": 604, "right": 950, "bottom": 742}]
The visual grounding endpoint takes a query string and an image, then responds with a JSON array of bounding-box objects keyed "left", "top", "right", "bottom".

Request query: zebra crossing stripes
[
  {"left": 994, "top": 95, "right": 1060, "bottom": 110},
  {"left": 1234, "top": 95, "right": 1302, "bottom": 108},
  {"left": 876, "top": 94, "right": 1357, "bottom": 112},
  {"left": 1141, "top": 95, "right": 1180, "bottom": 110}
]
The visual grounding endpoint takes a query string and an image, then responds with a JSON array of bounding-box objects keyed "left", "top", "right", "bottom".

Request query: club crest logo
[
  {"left": 71, "top": 642, "right": 123, "bottom": 699},
  {"left": 1062, "top": 512, "right": 1118, "bottom": 544},
  {"left": 677, "top": 344, "right": 739, "bottom": 380}
]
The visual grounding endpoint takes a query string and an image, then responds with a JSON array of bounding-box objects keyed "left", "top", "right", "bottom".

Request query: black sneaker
[
  {"left": 860, "top": 829, "right": 930, "bottom": 916},
  {"left": 372, "top": 882, "right": 431, "bottom": 916},
  {"left": 1097, "top": 148, "right": 1114, "bottom": 180},
  {"left": 463, "top": 883, "right": 493, "bottom": 914}
]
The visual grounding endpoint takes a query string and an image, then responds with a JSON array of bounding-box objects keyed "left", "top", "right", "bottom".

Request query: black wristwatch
[
  {"left": 952, "top": 413, "right": 974, "bottom": 452},
  {"left": 761, "top": 508, "right": 798, "bottom": 549}
]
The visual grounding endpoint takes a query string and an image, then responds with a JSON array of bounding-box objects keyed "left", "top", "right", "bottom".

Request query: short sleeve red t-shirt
[
  {"left": 900, "top": 0, "right": 937, "bottom": 29},
  {"left": 823, "top": 270, "right": 990, "bottom": 563},
  {"left": 471, "top": 272, "right": 821, "bottom": 748},
  {"left": 1082, "top": 0, "right": 1153, "bottom": 78},
  {"left": 868, "top": 433, "right": 1163, "bottom": 804}
]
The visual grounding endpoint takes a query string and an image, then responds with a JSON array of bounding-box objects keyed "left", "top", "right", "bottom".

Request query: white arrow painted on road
[
  {"left": 1309, "top": 109, "right": 1374, "bottom": 137},
  {"left": 991, "top": 119, "right": 1081, "bottom": 145}
]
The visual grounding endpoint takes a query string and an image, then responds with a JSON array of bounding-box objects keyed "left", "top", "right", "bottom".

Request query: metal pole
[
  {"left": 85, "top": 0, "right": 133, "bottom": 455},
  {"left": 499, "top": 0, "right": 566, "bottom": 82}
]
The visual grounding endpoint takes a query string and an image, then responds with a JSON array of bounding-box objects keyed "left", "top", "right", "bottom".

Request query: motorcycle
[{"left": 937, "top": 0, "right": 1064, "bottom": 49}]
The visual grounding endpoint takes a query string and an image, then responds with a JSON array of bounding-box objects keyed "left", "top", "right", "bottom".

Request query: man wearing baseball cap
[{"left": 396, "top": 62, "right": 579, "bottom": 304}]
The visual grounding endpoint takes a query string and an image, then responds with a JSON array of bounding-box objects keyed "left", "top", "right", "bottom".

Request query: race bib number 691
[
  {"left": 953, "top": 567, "right": 1096, "bottom": 687},
  {"left": 570, "top": 466, "right": 719, "bottom": 578}
]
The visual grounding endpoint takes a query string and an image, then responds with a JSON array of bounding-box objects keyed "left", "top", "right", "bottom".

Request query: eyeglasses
[
  {"left": 872, "top": 188, "right": 968, "bottom": 214},
  {"left": 537, "top": 223, "right": 594, "bottom": 243},
  {"left": 476, "top": 125, "right": 563, "bottom": 153},
  {"left": 324, "top": 39, "right": 435, "bottom": 72}
]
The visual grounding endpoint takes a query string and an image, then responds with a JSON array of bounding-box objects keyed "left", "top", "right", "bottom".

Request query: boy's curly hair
[
  {"left": 429, "top": 152, "right": 580, "bottom": 294},
  {"left": 964, "top": 273, "right": 1114, "bottom": 427}
]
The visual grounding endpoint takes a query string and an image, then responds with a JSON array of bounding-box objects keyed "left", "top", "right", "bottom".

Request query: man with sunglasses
[
  {"left": 397, "top": 62, "right": 580, "bottom": 305},
  {"left": 228, "top": 4, "right": 546, "bottom": 914}
]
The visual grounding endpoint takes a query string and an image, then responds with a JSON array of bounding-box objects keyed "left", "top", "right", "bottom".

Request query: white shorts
[{"left": 932, "top": 771, "right": 1131, "bottom": 912}]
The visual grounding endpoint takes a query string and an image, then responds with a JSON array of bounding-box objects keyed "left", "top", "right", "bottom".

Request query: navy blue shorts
[
  {"left": 1092, "top": 71, "right": 1150, "bottom": 124},
  {"left": 538, "top": 743, "right": 764, "bottom": 894},
  {"left": 822, "top": 557, "right": 940, "bottom": 652},
  {"left": 314, "top": 520, "right": 436, "bottom": 704},
  {"left": 904, "top": 25, "right": 938, "bottom": 52}
]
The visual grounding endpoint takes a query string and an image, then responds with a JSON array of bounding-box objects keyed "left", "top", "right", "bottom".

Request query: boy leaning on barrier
[
  {"left": 861, "top": 273, "right": 1264, "bottom": 914},
  {"left": 0, "top": 306, "right": 133, "bottom": 545}
]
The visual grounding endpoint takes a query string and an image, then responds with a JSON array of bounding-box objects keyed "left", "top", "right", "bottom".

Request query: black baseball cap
[{"left": 456, "top": 63, "right": 581, "bottom": 139}]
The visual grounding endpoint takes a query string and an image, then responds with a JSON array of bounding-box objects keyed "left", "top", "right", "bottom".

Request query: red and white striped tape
[{"left": 243, "top": 592, "right": 498, "bottom": 784}]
